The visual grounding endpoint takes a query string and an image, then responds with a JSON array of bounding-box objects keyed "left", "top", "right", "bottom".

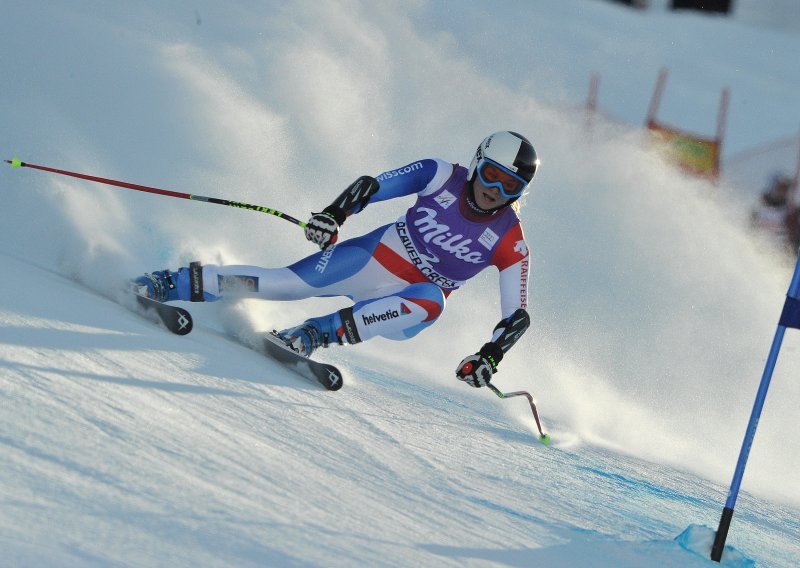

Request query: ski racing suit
[{"left": 173, "top": 158, "right": 530, "bottom": 352}]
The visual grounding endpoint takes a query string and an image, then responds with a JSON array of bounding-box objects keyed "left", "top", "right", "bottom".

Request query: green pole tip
[
  {"left": 539, "top": 434, "right": 552, "bottom": 446},
  {"left": 10, "top": 157, "right": 23, "bottom": 168}
]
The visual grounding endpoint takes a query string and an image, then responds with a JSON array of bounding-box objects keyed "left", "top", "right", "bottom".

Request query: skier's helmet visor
[{"left": 476, "top": 159, "right": 528, "bottom": 199}]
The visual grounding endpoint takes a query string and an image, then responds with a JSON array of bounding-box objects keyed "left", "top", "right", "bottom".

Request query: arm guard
[
  {"left": 480, "top": 308, "right": 531, "bottom": 367},
  {"left": 322, "top": 175, "right": 380, "bottom": 225}
]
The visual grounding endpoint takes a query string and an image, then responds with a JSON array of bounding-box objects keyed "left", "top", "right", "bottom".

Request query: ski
[
  {"left": 264, "top": 332, "right": 343, "bottom": 391},
  {"left": 130, "top": 295, "right": 340, "bottom": 388},
  {"left": 134, "top": 293, "right": 193, "bottom": 335}
]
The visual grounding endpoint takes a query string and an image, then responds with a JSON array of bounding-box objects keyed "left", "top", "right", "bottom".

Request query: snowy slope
[
  {"left": 0, "top": 252, "right": 781, "bottom": 567},
  {"left": 2, "top": 1, "right": 800, "bottom": 566}
]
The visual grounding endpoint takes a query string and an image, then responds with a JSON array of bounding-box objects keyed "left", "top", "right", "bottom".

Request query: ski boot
[
  {"left": 133, "top": 270, "right": 181, "bottom": 303},
  {"left": 276, "top": 314, "right": 343, "bottom": 358}
]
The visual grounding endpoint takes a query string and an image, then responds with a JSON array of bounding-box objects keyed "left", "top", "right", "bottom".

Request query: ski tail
[{"left": 134, "top": 293, "right": 193, "bottom": 335}]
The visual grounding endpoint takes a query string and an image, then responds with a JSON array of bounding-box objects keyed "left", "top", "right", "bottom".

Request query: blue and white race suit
[{"left": 190, "top": 159, "right": 530, "bottom": 343}]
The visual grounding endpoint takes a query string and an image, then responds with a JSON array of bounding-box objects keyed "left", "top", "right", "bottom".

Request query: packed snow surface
[{"left": 2, "top": 1, "right": 799, "bottom": 566}]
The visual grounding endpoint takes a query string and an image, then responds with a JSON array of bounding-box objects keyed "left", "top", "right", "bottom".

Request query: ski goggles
[{"left": 476, "top": 159, "right": 529, "bottom": 199}]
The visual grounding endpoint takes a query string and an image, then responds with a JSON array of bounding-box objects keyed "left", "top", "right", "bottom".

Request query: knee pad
[
  {"left": 398, "top": 282, "right": 445, "bottom": 324},
  {"left": 347, "top": 282, "right": 446, "bottom": 342}
]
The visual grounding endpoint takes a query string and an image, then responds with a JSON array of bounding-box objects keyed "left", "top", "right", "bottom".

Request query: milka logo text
[{"left": 412, "top": 207, "right": 483, "bottom": 264}]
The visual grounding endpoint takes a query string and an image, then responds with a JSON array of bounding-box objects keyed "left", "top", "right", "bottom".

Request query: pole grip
[{"left": 711, "top": 506, "right": 734, "bottom": 562}]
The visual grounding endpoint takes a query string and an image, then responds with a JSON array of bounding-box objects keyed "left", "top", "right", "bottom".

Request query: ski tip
[
  {"left": 539, "top": 433, "right": 552, "bottom": 446},
  {"left": 6, "top": 157, "right": 23, "bottom": 168}
]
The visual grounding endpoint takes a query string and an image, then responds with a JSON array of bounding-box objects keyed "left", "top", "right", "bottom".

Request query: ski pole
[
  {"left": 4, "top": 157, "right": 306, "bottom": 228},
  {"left": 486, "top": 383, "right": 551, "bottom": 445},
  {"left": 710, "top": 249, "right": 800, "bottom": 562}
]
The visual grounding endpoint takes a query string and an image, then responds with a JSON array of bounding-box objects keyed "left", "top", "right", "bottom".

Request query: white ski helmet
[{"left": 468, "top": 131, "right": 539, "bottom": 201}]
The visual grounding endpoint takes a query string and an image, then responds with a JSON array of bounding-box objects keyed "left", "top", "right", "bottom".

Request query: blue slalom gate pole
[{"left": 711, "top": 252, "right": 800, "bottom": 562}]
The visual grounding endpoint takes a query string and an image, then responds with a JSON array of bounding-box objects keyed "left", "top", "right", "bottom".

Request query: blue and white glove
[
  {"left": 305, "top": 211, "right": 340, "bottom": 251},
  {"left": 456, "top": 342, "right": 503, "bottom": 388}
]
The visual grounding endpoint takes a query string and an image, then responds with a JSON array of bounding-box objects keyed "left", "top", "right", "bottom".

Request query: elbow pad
[
  {"left": 491, "top": 308, "right": 530, "bottom": 355},
  {"left": 323, "top": 175, "right": 380, "bottom": 225},
  {"left": 479, "top": 309, "right": 530, "bottom": 368}
]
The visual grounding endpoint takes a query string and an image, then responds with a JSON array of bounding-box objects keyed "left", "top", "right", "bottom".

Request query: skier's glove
[
  {"left": 305, "top": 210, "right": 341, "bottom": 250},
  {"left": 456, "top": 342, "right": 503, "bottom": 388}
]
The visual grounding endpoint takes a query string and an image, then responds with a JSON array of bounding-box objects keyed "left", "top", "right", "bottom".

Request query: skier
[
  {"left": 134, "top": 131, "right": 539, "bottom": 388},
  {"left": 750, "top": 172, "right": 797, "bottom": 248}
]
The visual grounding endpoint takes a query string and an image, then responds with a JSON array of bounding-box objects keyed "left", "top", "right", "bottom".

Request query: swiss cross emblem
[{"left": 514, "top": 240, "right": 528, "bottom": 258}]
